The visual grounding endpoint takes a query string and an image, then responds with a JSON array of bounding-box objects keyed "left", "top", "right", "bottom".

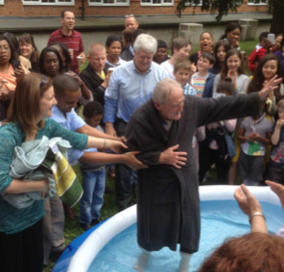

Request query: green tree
[
  {"left": 176, "top": 0, "right": 243, "bottom": 22},
  {"left": 176, "top": 0, "right": 284, "bottom": 35}
]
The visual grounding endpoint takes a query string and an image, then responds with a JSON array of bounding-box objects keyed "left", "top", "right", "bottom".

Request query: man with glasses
[
  {"left": 124, "top": 14, "right": 139, "bottom": 30},
  {"left": 48, "top": 10, "right": 85, "bottom": 74}
]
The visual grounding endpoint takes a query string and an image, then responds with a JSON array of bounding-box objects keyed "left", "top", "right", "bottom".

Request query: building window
[
  {"left": 0, "top": 0, "right": 4, "bottom": 4},
  {"left": 247, "top": 0, "right": 268, "bottom": 5},
  {"left": 89, "top": 0, "right": 129, "bottom": 6},
  {"left": 140, "top": 0, "right": 174, "bottom": 6},
  {"left": 22, "top": 0, "right": 74, "bottom": 5},
  {"left": 184, "top": 0, "right": 202, "bottom": 6}
]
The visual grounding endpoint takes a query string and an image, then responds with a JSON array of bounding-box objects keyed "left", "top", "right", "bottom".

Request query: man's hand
[
  {"left": 123, "top": 151, "right": 148, "bottom": 170},
  {"left": 234, "top": 184, "right": 262, "bottom": 216},
  {"left": 259, "top": 75, "right": 283, "bottom": 101},
  {"left": 101, "top": 70, "right": 112, "bottom": 89},
  {"left": 265, "top": 180, "right": 284, "bottom": 210},
  {"left": 78, "top": 52, "right": 85, "bottom": 63},
  {"left": 159, "top": 144, "right": 187, "bottom": 169}
]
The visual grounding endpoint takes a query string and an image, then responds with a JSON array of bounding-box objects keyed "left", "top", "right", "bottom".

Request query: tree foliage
[{"left": 176, "top": 0, "right": 243, "bottom": 22}]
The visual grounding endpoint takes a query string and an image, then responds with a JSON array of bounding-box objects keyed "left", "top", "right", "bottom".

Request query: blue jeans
[{"left": 79, "top": 169, "right": 106, "bottom": 224}]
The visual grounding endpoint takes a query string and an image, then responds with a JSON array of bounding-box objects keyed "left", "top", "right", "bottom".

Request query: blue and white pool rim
[{"left": 54, "top": 185, "right": 282, "bottom": 272}]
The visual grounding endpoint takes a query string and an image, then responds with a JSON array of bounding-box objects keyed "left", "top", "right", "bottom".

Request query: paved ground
[{"left": 0, "top": 12, "right": 272, "bottom": 32}]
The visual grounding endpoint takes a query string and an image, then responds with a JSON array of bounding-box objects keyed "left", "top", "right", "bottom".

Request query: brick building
[{"left": 0, "top": 0, "right": 269, "bottom": 18}]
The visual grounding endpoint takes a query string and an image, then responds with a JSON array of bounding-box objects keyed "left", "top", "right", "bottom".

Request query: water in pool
[{"left": 88, "top": 200, "right": 283, "bottom": 272}]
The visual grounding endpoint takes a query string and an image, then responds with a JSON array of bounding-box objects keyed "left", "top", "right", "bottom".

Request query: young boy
[
  {"left": 191, "top": 52, "right": 216, "bottom": 97},
  {"left": 265, "top": 99, "right": 284, "bottom": 185},
  {"left": 173, "top": 58, "right": 196, "bottom": 95},
  {"left": 161, "top": 36, "right": 192, "bottom": 79},
  {"left": 174, "top": 59, "right": 205, "bottom": 172},
  {"left": 237, "top": 102, "right": 273, "bottom": 186},
  {"left": 248, "top": 32, "right": 270, "bottom": 73},
  {"left": 79, "top": 101, "right": 106, "bottom": 230}
]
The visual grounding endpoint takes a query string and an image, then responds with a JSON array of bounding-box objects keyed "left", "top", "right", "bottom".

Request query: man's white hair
[
  {"left": 152, "top": 78, "right": 182, "bottom": 104},
  {"left": 133, "top": 34, "right": 157, "bottom": 54}
]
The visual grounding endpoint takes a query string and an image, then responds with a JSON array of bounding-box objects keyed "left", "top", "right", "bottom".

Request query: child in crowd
[
  {"left": 237, "top": 101, "right": 273, "bottom": 186},
  {"left": 161, "top": 36, "right": 192, "bottom": 79},
  {"left": 273, "top": 34, "right": 283, "bottom": 53},
  {"left": 275, "top": 37, "right": 284, "bottom": 62},
  {"left": 265, "top": 99, "right": 284, "bottom": 185},
  {"left": 248, "top": 32, "right": 269, "bottom": 73},
  {"left": 198, "top": 78, "right": 237, "bottom": 184},
  {"left": 174, "top": 59, "right": 205, "bottom": 172},
  {"left": 79, "top": 101, "right": 106, "bottom": 230},
  {"left": 213, "top": 49, "right": 248, "bottom": 96},
  {"left": 210, "top": 40, "right": 231, "bottom": 75},
  {"left": 153, "top": 40, "right": 170, "bottom": 65},
  {"left": 245, "top": 54, "right": 283, "bottom": 115},
  {"left": 220, "top": 22, "right": 242, "bottom": 49},
  {"left": 189, "top": 32, "right": 214, "bottom": 66},
  {"left": 191, "top": 52, "right": 216, "bottom": 97},
  {"left": 173, "top": 59, "right": 196, "bottom": 95}
]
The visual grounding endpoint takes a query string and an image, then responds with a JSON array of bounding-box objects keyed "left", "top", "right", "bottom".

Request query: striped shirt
[
  {"left": 191, "top": 73, "right": 208, "bottom": 97},
  {"left": 48, "top": 28, "right": 84, "bottom": 74}
]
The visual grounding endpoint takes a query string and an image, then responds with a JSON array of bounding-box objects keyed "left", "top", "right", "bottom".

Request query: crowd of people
[{"left": 1, "top": 10, "right": 284, "bottom": 272}]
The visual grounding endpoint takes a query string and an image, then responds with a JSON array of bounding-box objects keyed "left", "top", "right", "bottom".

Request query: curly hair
[{"left": 198, "top": 232, "right": 284, "bottom": 272}]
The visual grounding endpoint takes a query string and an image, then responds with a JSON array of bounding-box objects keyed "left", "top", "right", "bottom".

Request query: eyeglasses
[
  {"left": 0, "top": 46, "right": 10, "bottom": 52},
  {"left": 125, "top": 14, "right": 134, "bottom": 18},
  {"left": 40, "top": 75, "right": 47, "bottom": 88}
]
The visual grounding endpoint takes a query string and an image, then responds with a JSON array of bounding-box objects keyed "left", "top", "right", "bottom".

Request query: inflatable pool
[{"left": 53, "top": 185, "right": 283, "bottom": 272}]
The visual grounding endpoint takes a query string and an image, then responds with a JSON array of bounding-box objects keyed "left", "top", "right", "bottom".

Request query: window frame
[
  {"left": 247, "top": 0, "right": 268, "bottom": 6},
  {"left": 184, "top": 0, "right": 202, "bottom": 7},
  {"left": 22, "top": 0, "right": 74, "bottom": 6},
  {"left": 140, "top": 0, "right": 174, "bottom": 7},
  {"left": 88, "top": 0, "right": 129, "bottom": 6}
]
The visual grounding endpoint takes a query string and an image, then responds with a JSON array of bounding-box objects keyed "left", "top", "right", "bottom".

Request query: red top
[
  {"left": 248, "top": 47, "right": 267, "bottom": 73},
  {"left": 48, "top": 28, "right": 84, "bottom": 74}
]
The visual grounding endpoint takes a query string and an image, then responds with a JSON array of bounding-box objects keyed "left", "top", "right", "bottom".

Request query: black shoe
[
  {"left": 91, "top": 218, "right": 102, "bottom": 226},
  {"left": 49, "top": 245, "right": 66, "bottom": 262},
  {"left": 80, "top": 223, "right": 91, "bottom": 231}
]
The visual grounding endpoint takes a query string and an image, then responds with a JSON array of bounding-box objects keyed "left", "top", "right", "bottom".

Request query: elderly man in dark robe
[{"left": 125, "top": 76, "right": 282, "bottom": 272}]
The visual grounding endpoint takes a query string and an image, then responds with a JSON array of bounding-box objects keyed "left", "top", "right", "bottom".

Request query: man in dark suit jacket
[{"left": 80, "top": 43, "right": 110, "bottom": 106}]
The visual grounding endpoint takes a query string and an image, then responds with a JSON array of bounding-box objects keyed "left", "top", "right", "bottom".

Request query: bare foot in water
[{"left": 133, "top": 250, "right": 150, "bottom": 272}]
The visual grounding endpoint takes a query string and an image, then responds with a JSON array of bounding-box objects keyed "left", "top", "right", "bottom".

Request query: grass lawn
[{"left": 46, "top": 39, "right": 257, "bottom": 272}]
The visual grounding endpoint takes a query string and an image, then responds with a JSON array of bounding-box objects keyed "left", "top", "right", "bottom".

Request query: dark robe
[
  {"left": 125, "top": 93, "right": 261, "bottom": 254},
  {"left": 80, "top": 64, "right": 107, "bottom": 107}
]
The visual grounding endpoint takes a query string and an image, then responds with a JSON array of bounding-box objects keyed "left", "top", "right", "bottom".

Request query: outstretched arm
[{"left": 234, "top": 184, "right": 268, "bottom": 234}]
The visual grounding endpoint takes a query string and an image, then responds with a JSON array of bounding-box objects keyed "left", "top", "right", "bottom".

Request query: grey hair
[
  {"left": 152, "top": 78, "right": 182, "bottom": 104},
  {"left": 133, "top": 34, "right": 157, "bottom": 54}
]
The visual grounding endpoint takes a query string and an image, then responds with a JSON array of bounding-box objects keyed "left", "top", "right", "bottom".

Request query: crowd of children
[{"left": 77, "top": 24, "right": 284, "bottom": 232}]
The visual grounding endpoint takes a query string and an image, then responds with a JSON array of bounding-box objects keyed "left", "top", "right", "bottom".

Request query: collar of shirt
[
  {"left": 59, "top": 27, "right": 74, "bottom": 37},
  {"left": 132, "top": 61, "right": 152, "bottom": 75},
  {"left": 105, "top": 58, "right": 123, "bottom": 67},
  {"left": 129, "top": 44, "right": 134, "bottom": 55}
]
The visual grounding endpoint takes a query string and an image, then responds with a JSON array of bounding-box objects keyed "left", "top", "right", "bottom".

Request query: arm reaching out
[
  {"left": 234, "top": 184, "right": 268, "bottom": 234},
  {"left": 265, "top": 180, "right": 284, "bottom": 211}
]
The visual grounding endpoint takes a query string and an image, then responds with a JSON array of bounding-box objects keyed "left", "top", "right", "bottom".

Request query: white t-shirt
[{"left": 160, "top": 60, "right": 175, "bottom": 79}]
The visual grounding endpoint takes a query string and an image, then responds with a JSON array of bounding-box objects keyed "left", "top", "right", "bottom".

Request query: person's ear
[{"left": 153, "top": 99, "right": 161, "bottom": 111}]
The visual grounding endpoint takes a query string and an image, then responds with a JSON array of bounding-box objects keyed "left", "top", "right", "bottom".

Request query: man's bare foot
[{"left": 133, "top": 250, "right": 151, "bottom": 272}]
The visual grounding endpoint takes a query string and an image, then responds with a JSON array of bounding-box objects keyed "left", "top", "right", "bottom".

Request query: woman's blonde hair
[{"left": 5, "top": 73, "right": 53, "bottom": 136}]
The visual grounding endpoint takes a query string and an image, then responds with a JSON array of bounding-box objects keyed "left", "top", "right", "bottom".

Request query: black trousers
[
  {"left": 199, "top": 145, "right": 230, "bottom": 184},
  {"left": 114, "top": 118, "right": 136, "bottom": 211},
  {"left": 0, "top": 218, "right": 44, "bottom": 272}
]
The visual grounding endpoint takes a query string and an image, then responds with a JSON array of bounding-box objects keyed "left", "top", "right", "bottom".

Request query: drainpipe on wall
[{"left": 79, "top": 0, "right": 85, "bottom": 20}]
